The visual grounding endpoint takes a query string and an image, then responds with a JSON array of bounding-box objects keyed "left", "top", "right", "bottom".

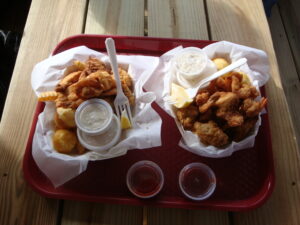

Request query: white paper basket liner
[
  {"left": 31, "top": 46, "right": 162, "bottom": 187},
  {"left": 144, "top": 41, "right": 269, "bottom": 158}
]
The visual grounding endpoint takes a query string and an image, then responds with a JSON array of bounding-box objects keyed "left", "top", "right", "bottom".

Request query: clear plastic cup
[
  {"left": 126, "top": 160, "right": 164, "bottom": 199},
  {"left": 75, "top": 98, "right": 113, "bottom": 136},
  {"left": 77, "top": 114, "right": 121, "bottom": 152},
  {"left": 174, "top": 47, "right": 208, "bottom": 82},
  {"left": 179, "top": 162, "right": 216, "bottom": 201}
]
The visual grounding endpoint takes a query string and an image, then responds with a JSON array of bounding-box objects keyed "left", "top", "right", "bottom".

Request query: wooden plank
[
  {"left": 206, "top": 0, "right": 300, "bottom": 224},
  {"left": 85, "top": 0, "right": 144, "bottom": 35},
  {"left": 146, "top": 207, "right": 230, "bottom": 225},
  {"left": 61, "top": 1, "right": 145, "bottom": 225},
  {"left": 147, "top": 0, "right": 209, "bottom": 39},
  {"left": 61, "top": 201, "right": 142, "bottom": 225},
  {"left": 268, "top": 5, "right": 300, "bottom": 154},
  {"left": 0, "top": 0, "right": 87, "bottom": 224},
  {"left": 146, "top": 1, "right": 229, "bottom": 225},
  {"left": 278, "top": 0, "right": 300, "bottom": 76}
]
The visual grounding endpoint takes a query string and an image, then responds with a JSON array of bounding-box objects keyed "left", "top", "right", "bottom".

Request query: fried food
[
  {"left": 56, "top": 107, "right": 76, "bottom": 128},
  {"left": 55, "top": 92, "right": 84, "bottom": 109},
  {"left": 176, "top": 104, "right": 199, "bottom": 130},
  {"left": 177, "top": 70, "right": 267, "bottom": 147},
  {"left": 79, "top": 57, "right": 108, "bottom": 79},
  {"left": 240, "top": 97, "right": 267, "bottom": 117},
  {"left": 232, "top": 117, "right": 258, "bottom": 142},
  {"left": 52, "top": 129, "right": 77, "bottom": 154},
  {"left": 55, "top": 71, "right": 81, "bottom": 92},
  {"left": 195, "top": 91, "right": 210, "bottom": 105},
  {"left": 76, "top": 141, "right": 86, "bottom": 154},
  {"left": 194, "top": 121, "right": 229, "bottom": 147},
  {"left": 45, "top": 57, "right": 136, "bottom": 155},
  {"left": 38, "top": 91, "right": 58, "bottom": 101},
  {"left": 54, "top": 58, "right": 135, "bottom": 110},
  {"left": 213, "top": 92, "right": 244, "bottom": 127}
]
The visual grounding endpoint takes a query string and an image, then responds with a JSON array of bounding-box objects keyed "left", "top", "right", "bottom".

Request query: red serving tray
[{"left": 23, "top": 35, "right": 275, "bottom": 211}]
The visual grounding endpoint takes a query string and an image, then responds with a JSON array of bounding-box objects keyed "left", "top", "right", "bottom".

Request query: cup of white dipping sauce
[
  {"left": 75, "top": 99, "right": 113, "bottom": 136},
  {"left": 174, "top": 47, "right": 209, "bottom": 87},
  {"left": 77, "top": 114, "right": 121, "bottom": 152},
  {"left": 75, "top": 99, "right": 121, "bottom": 152}
]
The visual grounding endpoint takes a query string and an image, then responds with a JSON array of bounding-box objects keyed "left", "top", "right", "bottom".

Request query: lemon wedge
[
  {"left": 238, "top": 71, "right": 251, "bottom": 84},
  {"left": 171, "top": 83, "right": 193, "bottom": 108},
  {"left": 121, "top": 110, "right": 132, "bottom": 129}
]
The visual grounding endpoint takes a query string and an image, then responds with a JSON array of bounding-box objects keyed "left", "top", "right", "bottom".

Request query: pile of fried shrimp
[
  {"left": 176, "top": 58, "right": 267, "bottom": 148},
  {"left": 38, "top": 57, "right": 135, "bottom": 155}
]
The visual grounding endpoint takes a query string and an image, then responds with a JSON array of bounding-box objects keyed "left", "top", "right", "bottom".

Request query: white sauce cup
[{"left": 75, "top": 98, "right": 113, "bottom": 136}]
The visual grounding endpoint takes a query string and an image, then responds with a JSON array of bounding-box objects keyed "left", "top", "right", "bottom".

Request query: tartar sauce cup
[
  {"left": 75, "top": 98, "right": 113, "bottom": 136},
  {"left": 77, "top": 114, "right": 121, "bottom": 152},
  {"left": 126, "top": 160, "right": 164, "bottom": 199},
  {"left": 179, "top": 162, "right": 216, "bottom": 201},
  {"left": 174, "top": 47, "right": 209, "bottom": 83}
]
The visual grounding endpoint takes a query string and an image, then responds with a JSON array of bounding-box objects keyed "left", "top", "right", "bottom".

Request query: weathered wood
[
  {"left": 61, "top": 201, "right": 143, "bottom": 225},
  {"left": 0, "top": 0, "right": 87, "bottom": 224},
  {"left": 268, "top": 5, "right": 300, "bottom": 154},
  {"left": 147, "top": 0, "right": 209, "bottom": 39},
  {"left": 206, "top": 0, "right": 300, "bottom": 224},
  {"left": 147, "top": 207, "right": 230, "bottom": 225},
  {"left": 278, "top": 0, "right": 300, "bottom": 76},
  {"left": 85, "top": 0, "right": 144, "bottom": 35}
]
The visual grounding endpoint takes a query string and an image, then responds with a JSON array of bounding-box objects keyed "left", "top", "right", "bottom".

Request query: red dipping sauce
[
  {"left": 127, "top": 161, "right": 164, "bottom": 198},
  {"left": 179, "top": 163, "right": 216, "bottom": 201}
]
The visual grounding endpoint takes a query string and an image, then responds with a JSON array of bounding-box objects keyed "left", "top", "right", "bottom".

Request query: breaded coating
[
  {"left": 176, "top": 104, "right": 199, "bottom": 130},
  {"left": 194, "top": 121, "right": 229, "bottom": 147}
]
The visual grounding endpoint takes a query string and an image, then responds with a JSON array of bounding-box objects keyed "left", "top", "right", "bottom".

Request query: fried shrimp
[
  {"left": 175, "top": 69, "right": 267, "bottom": 147},
  {"left": 240, "top": 97, "right": 267, "bottom": 117}
]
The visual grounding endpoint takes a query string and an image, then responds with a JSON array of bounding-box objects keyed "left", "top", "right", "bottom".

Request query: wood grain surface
[
  {"left": 1, "top": 0, "right": 300, "bottom": 224},
  {"left": 278, "top": 0, "right": 300, "bottom": 75},
  {"left": 206, "top": 0, "right": 300, "bottom": 224},
  {"left": 146, "top": 207, "right": 230, "bottom": 225},
  {"left": 268, "top": 5, "right": 300, "bottom": 154},
  {"left": 0, "top": 0, "right": 87, "bottom": 224},
  {"left": 61, "top": 201, "right": 143, "bottom": 225},
  {"left": 147, "top": 0, "right": 208, "bottom": 39},
  {"left": 85, "top": 0, "right": 144, "bottom": 35}
]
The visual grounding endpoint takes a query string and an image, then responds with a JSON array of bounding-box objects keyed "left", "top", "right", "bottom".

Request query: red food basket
[{"left": 23, "top": 35, "right": 275, "bottom": 211}]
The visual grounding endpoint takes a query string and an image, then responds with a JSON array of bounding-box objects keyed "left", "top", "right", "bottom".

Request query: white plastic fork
[
  {"left": 105, "top": 38, "right": 133, "bottom": 123},
  {"left": 186, "top": 57, "right": 247, "bottom": 98}
]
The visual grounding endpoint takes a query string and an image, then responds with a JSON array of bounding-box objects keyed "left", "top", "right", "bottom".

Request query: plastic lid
[
  {"left": 77, "top": 114, "right": 121, "bottom": 152},
  {"left": 179, "top": 162, "right": 216, "bottom": 201},
  {"left": 75, "top": 98, "right": 113, "bottom": 135},
  {"left": 174, "top": 47, "right": 208, "bottom": 80},
  {"left": 126, "top": 160, "right": 164, "bottom": 199}
]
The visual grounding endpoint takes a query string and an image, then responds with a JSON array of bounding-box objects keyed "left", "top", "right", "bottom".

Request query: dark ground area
[{"left": 0, "top": 0, "right": 31, "bottom": 120}]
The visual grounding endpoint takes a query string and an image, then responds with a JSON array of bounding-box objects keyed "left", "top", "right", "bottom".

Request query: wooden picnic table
[{"left": 0, "top": 0, "right": 299, "bottom": 224}]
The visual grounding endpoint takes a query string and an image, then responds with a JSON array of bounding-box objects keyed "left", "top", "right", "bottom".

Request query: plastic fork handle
[
  {"left": 105, "top": 38, "right": 123, "bottom": 93},
  {"left": 199, "top": 57, "right": 247, "bottom": 87}
]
